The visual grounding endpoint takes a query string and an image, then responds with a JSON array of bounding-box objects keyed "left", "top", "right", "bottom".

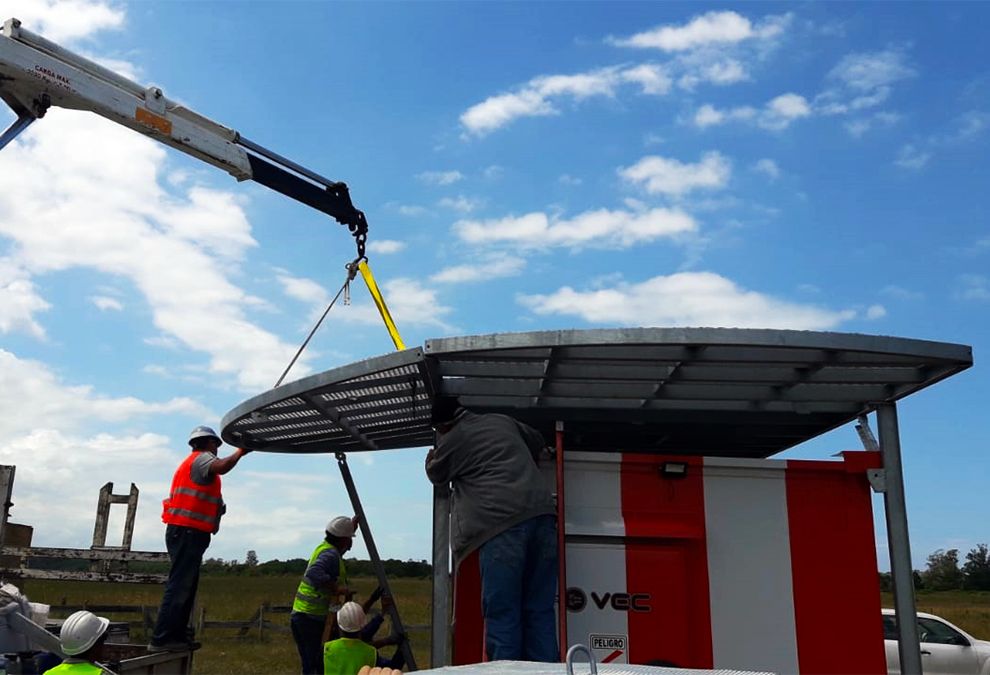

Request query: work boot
[{"left": 147, "top": 641, "right": 194, "bottom": 653}]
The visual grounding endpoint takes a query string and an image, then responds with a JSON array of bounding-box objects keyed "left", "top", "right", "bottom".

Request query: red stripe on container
[
  {"left": 452, "top": 549, "right": 484, "bottom": 665},
  {"left": 621, "top": 454, "right": 713, "bottom": 668},
  {"left": 786, "top": 460, "right": 887, "bottom": 674}
]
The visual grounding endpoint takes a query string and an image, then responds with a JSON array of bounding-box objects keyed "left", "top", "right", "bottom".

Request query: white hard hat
[
  {"left": 60, "top": 610, "right": 110, "bottom": 656},
  {"left": 188, "top": 425, "right": 221, "bottom": 446},
  {"left": 326, "top": 516, "right": 356, "bottom": 538},
  {"left": 336, "top": 601, "right": 366, "bottom": 633}
]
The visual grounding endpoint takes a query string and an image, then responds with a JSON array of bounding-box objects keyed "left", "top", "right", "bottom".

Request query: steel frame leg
[
  {"left": 878, "top": 403, "right": 923, "bottom": 674},
  {"left": 0, "top": 113, "right": 36, "bottom": 151},
  {"left": 555, "top": 421, "right": 567, "bottom": 661},
  {"left": 431, "top": 483, "right": 451, "bottom": 667},
  {"left": 335, "top": 452, "right": 418, "bottom": 671}
]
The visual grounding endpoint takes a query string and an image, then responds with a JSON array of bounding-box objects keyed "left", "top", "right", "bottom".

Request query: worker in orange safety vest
[{"left": 148, "top": 425, "right": 251, "bottom": 652}]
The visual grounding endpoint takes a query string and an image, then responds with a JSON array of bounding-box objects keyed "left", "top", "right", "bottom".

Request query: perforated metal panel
[{"left": 221, "top": 328, "right": 972, "bottom": 457}]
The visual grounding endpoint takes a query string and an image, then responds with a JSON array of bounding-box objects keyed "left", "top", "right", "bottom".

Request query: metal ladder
[{"left": 335, "top": 451, "right": 417, "bottom": 671}]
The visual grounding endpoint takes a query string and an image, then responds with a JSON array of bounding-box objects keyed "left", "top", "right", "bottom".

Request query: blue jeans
[
  {"left": 290, "top": 612, "right": 326, "bottom": 675},
  {"left": 151, "top": 524, "right": 210, "bottom": 645},
  {"left": 479, "top": 513, "right": 558, "bottom": 662}
]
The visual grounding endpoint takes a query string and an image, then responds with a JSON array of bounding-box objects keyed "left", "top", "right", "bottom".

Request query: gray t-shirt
[
  {"left": 191, "top": 452, "right": 218, "bottom": 485},
  {"left": 189, "top": 451, "right": 225, "bottom": 520}
]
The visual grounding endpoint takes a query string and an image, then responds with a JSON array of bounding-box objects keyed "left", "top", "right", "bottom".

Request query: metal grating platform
[{"left": 220, "top": 328, "right": 972, "bottom": 457}]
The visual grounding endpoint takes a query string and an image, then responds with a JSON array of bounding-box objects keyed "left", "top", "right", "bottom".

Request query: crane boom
[{"left": 0, "top": 17, "right": 368, "bottom": 257}]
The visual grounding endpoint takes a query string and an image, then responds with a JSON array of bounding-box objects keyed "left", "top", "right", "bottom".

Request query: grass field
[
  {"left": 15, "top": 578, "right": 990, "bottom": 674},
  {"left": 19, "top": 575, "right": 433, "bottom": 674}
]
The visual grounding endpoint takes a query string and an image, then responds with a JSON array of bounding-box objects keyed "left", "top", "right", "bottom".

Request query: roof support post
[
  {"left": 555, "top": 420, "right": 567, "bottom": 661},
  {"left": 0, "top": 465, "right": 14, "bottom": 556},
  {"left": 431, "top": 481, "right": 451, "bottom": 667},
  {"left": 877, "top": 403, "right": 923, "bottom": 674}
]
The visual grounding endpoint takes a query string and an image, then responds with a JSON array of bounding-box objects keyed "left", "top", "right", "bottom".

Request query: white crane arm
[{"left": 0, "top": 18, "right": 368, "bottom": 257}]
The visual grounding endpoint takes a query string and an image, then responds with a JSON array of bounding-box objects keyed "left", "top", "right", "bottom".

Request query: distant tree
[
  {"left": 878, "top": 572, "right": 892, "bottom": 592},
  {"left": 245, "top": 550, "right": 259, "bottom": 567},
  {"left": 913, "top": 570, "right": 925, "bottom": 591},
  {"left": 923, "top": 549, "right": 963, "bottom": 591},
  {"left": 963, "top": 544, "right": 990, "bottom": 590}
]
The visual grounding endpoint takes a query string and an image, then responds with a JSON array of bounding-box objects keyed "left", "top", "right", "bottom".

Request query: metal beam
[
  {"left": 878, "top": 403, "right": 923, "bottom": 675},
  {"left": 7, "top": 568, "right": 166, "bottom": 583},
  {"left": 335, "top": 452, "right": 417, "bottom": 670},
  {"left": 431, "top": 482, "right": 451, "bottom": 668},
  {"left": 1, "top": 546, "right": 168, "bottom": 562},
  {"left": 0, "top": 465, "right": 13, "bottom": 557}
]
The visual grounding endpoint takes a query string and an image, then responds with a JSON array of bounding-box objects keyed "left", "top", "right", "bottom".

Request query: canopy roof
[{"left": 220, "top": 328, "right": 972, "bottom": 458}]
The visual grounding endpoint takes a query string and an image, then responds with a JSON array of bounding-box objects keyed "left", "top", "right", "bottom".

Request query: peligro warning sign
[
  {"left": 590, "top": 634, "right": 626, "bottom": 650},
  {"left": 590, "top": 633, "right": 628, "bottom": 663}
]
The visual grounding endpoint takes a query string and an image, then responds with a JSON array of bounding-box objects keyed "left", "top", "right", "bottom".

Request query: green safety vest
[
  {"left": 323, "top": 637, "right": 376, "bottom": 675},
  {"left": 292, "top": 540, "right": 347, "bottom": 616},
  {"left": 44, "top": 662, "right": 106, "bottom": 675}
]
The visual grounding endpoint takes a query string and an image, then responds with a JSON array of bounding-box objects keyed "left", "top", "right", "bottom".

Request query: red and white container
[{"left": 453, "top": 450, "right": 886, "bottom": 675}]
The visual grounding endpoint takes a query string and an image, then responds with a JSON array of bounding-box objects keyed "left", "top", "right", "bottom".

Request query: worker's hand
[
  {"left": 351, "top": 514, "right": 361, "bottom": 532},
  {"left": 239, "top": 447, "right": 253, "bottom": 456},
  {"left": 380, "top": 594, "right": 394, "bottom": 613},
  {"left": 358, "top": 668, "right": 402, "bottom": 675}
]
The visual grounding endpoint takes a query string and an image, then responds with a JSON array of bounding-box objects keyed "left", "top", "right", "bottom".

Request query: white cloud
[
  {"left": 455, "top": 207, "right": 696, "bottom": 251},
  {"left": 619, "top": 151, "right": 731, "bottom": 196},
  {"left": 881, "top": 285, "right": 924, "bottom": 301},
  {"left": 619, "top": 64, "right": 672, "bottom": 95},
  {"left": 461, "top": 12, "right": 792, "bottom": 137},
  {"left": 828, "top": 50, "right": 915, "bottom": 92},
  {"left": 417, "top": 170, "right": 464, "bottom": 186},
  {"left": 0, "top": 428, "right": 175, "bottom": 551},
  {"left": 482, "top": 165, "right": 504, "bottom": 180},
  {"left": 438, "top": 195, "right": 483, "bottom": 213},
  {"left": 678, "top": 59, "right": 749, "bottom": 90},
  {"left": 949, "top": 111, "right": 990, "bottom": 141},
  {"left": 839, "top": 111, "right": 900, "bottom": 137},
  {"left": 609, "top": 11, "right": 785, "bottom": 52},
  {"left": 0, "top": 258, "right": 50, "bottom": 338},
  {"left": 0, "top": 110, "right": 311, "bottom": 390},
  {"left": 558, "top": 174, "right": 583, "bottom": 186},
  {"left": 373, "top": 278, "right": 455, "bottom": 331},
  {"left": 0, "top": 349, "right": 207, "bottom": 437},
  {"left": 753, "top": 159, "right": 780, "bottom": 180},
  {"left": 816, "top": 50, "right": 914, "bottom": 120},
  {"left": 5, "top": 0, "right": 124, "bottom": 43},
  {"left": 895, "top": 144, "right": 931, "bottom": 170},
  {"left": 431, "top": 254, "right": 526, "bottom": 284},
  {"left": 866, "top": 304, "right": 887, "bottom": 320},
  {"left": 276, "top": 271, "right": 329, "bottom": 305},
  {"left": 768, "top": 93, "right": 810, "bottom": 119},
  {"left": 693, "top": 93, "right": 809, "bottom": 131},
  {"left": 518, "top": 272, "right": 857, "bottom": 329},
  {"left": 367, "top": 240, "right": 405, "bottom": 255},
  {"left": 144, "top": 335, "right": 180, "bottom": 349},
  {"left": 957, "top": 275, "right": 990, "bottom": 301},
  {"left": 90, "top": 295, "right": 123, "bottom": 311},
  {"left": 396, "top": 204, "right": 428, "bottom": 217},
  {"left": 275, "top": 273, "right": 455, "bottom": 332},
  {"left": 460, "top": 64, "right": 670, "bottom": 136},
  {"left": 931, "top": 110, "right": 990, "bottom": 145}
]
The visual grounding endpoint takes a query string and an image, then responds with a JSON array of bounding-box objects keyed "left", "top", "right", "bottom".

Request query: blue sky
[{"left": 0, "top": 1, "right": 987, "bottom": 571}]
